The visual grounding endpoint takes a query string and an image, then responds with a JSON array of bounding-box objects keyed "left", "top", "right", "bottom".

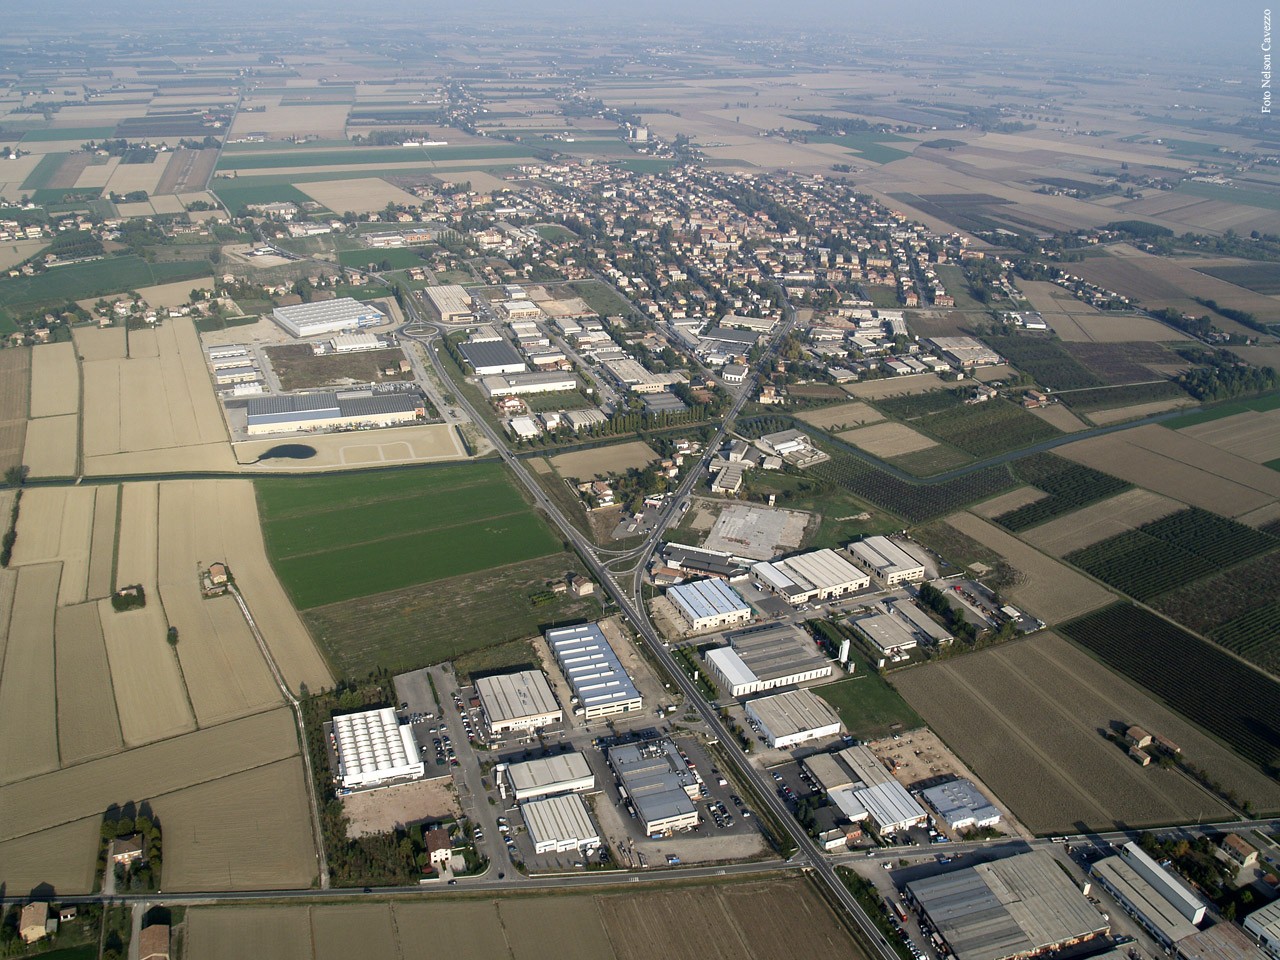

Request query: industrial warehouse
[
  {"left": 475, "top": 670, "right": 563, "bottom": 735},
  {"left": 906, "top": 851, "right": 1109, "bottom": 960},
  {"left": 803, "top": 744, "right": 929, "bottom": 835},
  {"left": 745, "top": 688, "right": 843, "bottom": 749},
  {"left": 750, "top": 549, "right": 870, "bottom": 606},
  {"left": 851, "top": 599, "right": 953, "bottom": 666},
  {"left": 608, "top": 739, "right": 700, "bottom": 835},
  {"left": 920, "top": 779, "right": 1002, "bottom": 832},
  {"left": 521, "top": 793, "right": 600, "bottom": 855},
  {"left": 480, "top": 371, "right": 579, "bottom": 398},
  {"left": 458, "top": 338, "right": 526, "bottom": 375},
  {"left": 244, "top": 391, "right": 423, "bottom": 435},
  {"left": 1090, "top": 842, "right": 1208, "bottom": 948},
  {"left": 704, "top": 622, "right": 833, "bottom": 697},
  {"left": 666, "top": 578, "right": 753, "bottom": 632},
  {"left": 423, "top": 284, "right": 475, "bottom": 323},
  {"left": 272, "top": 298, "right": 387, "bottom": 338},
  {"left": 847, "top": 536, "right": 926, "bottom": 584},
  {"left": 500, "top": 752, "right": 595, "bottom": 802},
  {"left": 545, "top": 623, "right": 643, "bottom": 720},
  {"left": 331, "top": 707, "right": 423, "bottom": 790}
]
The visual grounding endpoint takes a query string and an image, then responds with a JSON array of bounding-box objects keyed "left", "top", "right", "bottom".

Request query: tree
[{"left": 166, "top": 626, "right": 179, "bottom": 647}]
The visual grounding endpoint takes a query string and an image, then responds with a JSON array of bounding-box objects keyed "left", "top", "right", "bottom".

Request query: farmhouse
[
  {"left": 458, "top": 339, "right": 526, "bottom": 375},
  {"left": 109, "top": 834, "right": 145, "bottom": 864},
  {"left": 138, "top": 924, "right": 170, "bottom": 960},
  {"left": 847, "top": 536, "right": 926, "bottom": 584},
  {"left": 502, "top": 752, "right": 595, "bottom": 802},
  {"left": 245, "top": 391, "right": 422, "bottom": 435},
  {"left": 907, "top": 851, "right": 1109, "bottom": 960},
  {"left": 522, "top": 793, "right": 600, "bottom": 854},
  {"left": 667, "top": 578, "right": 753, "bottom": 632},
  {"left": 608, "top": 739, "right": 700, "bottom": 835},
  {"left": 475, "top": 670, "right": 562, "bottom": 734},
  {"left": 745, "top": 688, "right": 843, "bottom": 749},
  {"left": 1222, "top": 833, "right": 1259, "bottom": 867},
  {"left": 423, "top": 284, "right": 475, "bottom": 323},
  {"left": 704, "top": 622, "right": 832, "bottom": 698},
  {"left": 19, "top": 903, "right": 48, "bottom": 944},
  {"left": 921, "top": 779, "right": 1002, "bottom": 832},
  {"left": 332, "top": 707, "right": 423, "bottom": 790},
  {"left": 751, "top": 549, "right": 870, "bottom": 606},
  {"left": 272, "top": 298, "right": 386, "bottom": 338},
  {"left": 546, "top": 623, "right": 643, "bottom": 720},
  {"left": 424, "top": 828, "right": 453, "bottom": 869}
]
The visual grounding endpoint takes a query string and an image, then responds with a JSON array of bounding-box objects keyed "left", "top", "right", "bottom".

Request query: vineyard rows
[
  {"left": 1211, "top": 602, "right": 1280, "bottom": 674},
  {"left": 921, "top": 399, "right": 1062, "bottom": 458},
  {"left": 1059, "top": 380, "right": 1188, "bottom": 412},
  {"left": 983, "top": 336, "right": 1103, "bottom": 391},
  {"left": 997, "top": 454, "right": 1131, "bottom": 531},
  {"left": 809, "top": 452, "right": 1016, "bottom": 524},
  {"left": 1061, "top": 603, "right": 1280, "bottom": 774}
]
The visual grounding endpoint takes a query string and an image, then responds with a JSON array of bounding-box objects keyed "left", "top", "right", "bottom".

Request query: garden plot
[
  {"left": 1022, "top": 488, "right": 1184, "bottom": 556},
  {"left": 836, "top": 420, "right": 938, "bottom": 457},
  {"left": 945, "top": 512, "right": 1115, "bottom": 624},
  {"left": 0, "top": 563, "right": 60, "bottom": 784},
  {"left": 98, "top": 597, "right": 195, "bottom": 746},
  {"left": 28, "top": 341, "right": 79, "bottom": 418},
  {"left": 55, "top": 601, "right": 123, "bottom": 764}
]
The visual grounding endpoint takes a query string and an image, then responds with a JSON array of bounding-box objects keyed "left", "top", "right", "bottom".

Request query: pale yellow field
[
  {"left": 945, "top": 512, "right": 1116, "bottom": 624},
  {"left": 435, "top": 169, "right": 511, "bottom": 193},
  {"left": 970, "top": 486, "right": 1049, "bottom": 519},
  {"left": 127, "top": 326, "right": 160, "bottom": 358},
  {"left": 28, "top": 341, "right": 79, "bottom": 418},
  {"left": 74, "top": 156, "right": 119, "bottom": 188},
  {"left": 312, "top": 904, "right": 399, "bottom": 960},
  {"left": 550, "top": 440, "right": 658, "bottom": 479},
  {"left": 1180, "top": 408, "right": 1280, "bottom": 463},
  {"left": 136, "top": 278, "right": 212, "bottom": 309},
  {"left": 114, "top": 481, "right": 159, "bottom": 589},
  {"left": 229, "top": 102, "right": 351, "bottom": 139},
  {"left": 233, "top": 423, "right": 465, "bottom": 470},
  {"left": 836, "top": 420, "right": 937, "bottom": 457},
  {"left": 0, "top": 238, "right": 48, "bottom": 271},
  {"left": 55, "top": 601, "right": 124, "bottom": 764},
  {"left": 153, "top": 758, "right": 317, "bottom": 892},
  {"left": 794, "top": 401, "right": 885, "bottom": 431},
  {"left": 103, "top": 155, "right": 168, "bottom": 194},
  {"left": 7, "top": 486, "right": 93, "bottom": 573},
  {"left": 198, "top": 480, "right": 333, "bottom": 694},
  {"left": 296, "top": 177, "right": 422, "bottom": 214},
  {"left": 1086, "top": 397, "right": 1197, "bottom": 425},
  {"left": 0, "top": 816, "right": 101, "bottom": 896},
  {"left": 71, "top": 323, "right": 127, "bottom": 361},
  {"left": 1059, "top": 425, "right": 1280, "bottom": 517},
  {"left": 0, "top": 563, "right": 60, "bottom": 784},
  {"left": 20, "top": 413, "right": 77, "bottom": 478},
  {"left": 843, "top": 373, "right": 954, "bottom": 399},
  {"left": 502, "top": 897, "right": 616, "bottom": 960},
  {"left": 158, "top": 482, "right": 281, "bottom": 725},
  {"left": 1065, "top": 314, "right": 1189, "bottom": 342},
  {"left": 1028, "top": 404, "right": 1088, "bottom": 432},
  {"left": 98, "top": 598, "right": 195, "bottom": 746},
  {"left": 1022, "top": 488, "right": 1184, "bottom": 556},
  {"left": 0, "top": 707, "right": 297, "bottom": 841},
  {"left": 1240, "top": 501, "right": 1280, "bottom": 529},
  {"left": 187, "top": 907, "right": 312, "bottom": 960},
  {"left": 86, "top": 484, "right": 117, "bottom": 600}
]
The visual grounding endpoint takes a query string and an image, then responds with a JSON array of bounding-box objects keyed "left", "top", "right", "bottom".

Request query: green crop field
[
  {"left": 210, "top": 181, "right": 314, "bottom": 215},
  {"left": 995, "top": 453, "right": 1131, "bottom": 531},
  {"left": 302, "top": 553, "right": 597, "bottom": 677},
  {"left": 1061, "top": 603, "right": 1280, "bottom": 775},
  {"left": 569, "top": 279, "right": 632, "bottom": 316},
  {"left": 1162, "top": 392, "right": 1280, "bottom": 429},
  {"left": 338, "top": 247, "right": 429, "bottom": 270},
  {"left": 890, "top": 396, "right": 1061, "bottom": 458},
  {"left": 1175, "top": 181, "right": 1280, "bottom": 212},
  {"left": 802, "top": 131, "right": 912, "bottom": 164},
  {"left": 0, "top": 255, "right": 211, "bottom": 311},
  {"left": 216, "top": 147, "right": 441, "bottom": 171},
  {"left": 812, "top": 671, "right": 922, "bottom": 740},
  {"left": 1058, "top": 380, "right": 1188, "bottom": 412},
  {"left": 19, "top": 126, "right": 117, "bottom": 142},
  {"left": 256, "top": 462, "right": 562, "bottom": 610},
  {"left": 20, "top": 152, "right": 69, "bottom": 190}
]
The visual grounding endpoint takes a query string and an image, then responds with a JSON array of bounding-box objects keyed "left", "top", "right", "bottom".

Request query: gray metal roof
[
  {"left": 459, "top": 339, "right": 524, "bottom": 370},
  {"left": 608, "top": 739, "right": 697, "bottom": 828},
  {"left": 722, "top": 622, "right": 831, "bottom": 683},
  {"left": 546, "top": 623, "right": 642, "bottom": 712},
  {"left": 668, "top": 578, "right": 750, "bottom": 624},
  {"left": 921, "top": 779, "right": 1001, "bottom": 829},
  {"left": 475, "top": 671, "right": 560, "bottom": 725}
]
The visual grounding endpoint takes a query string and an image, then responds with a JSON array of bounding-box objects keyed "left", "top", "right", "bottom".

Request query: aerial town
[{"left": 0, "top": 5, "right": 1278, "bottom": 960}]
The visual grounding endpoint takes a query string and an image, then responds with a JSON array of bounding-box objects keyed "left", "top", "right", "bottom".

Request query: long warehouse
[
  {"left": 521, "top": 793, "right": 600, "bottom": 855},
  {"left": 704, "top": 622, "right": 832, "bottom": 697},
  {"left": 272, "top": 298, "right": 386, "bottom": 338},
  {"left": 847, "top": 536, "right": 926, "bottom": 584},
  {"left": 245, "top": 391, "right": 422, "bottom": 435},
  {"left": 546, "top": 623, "right": 643, "bottom": 719},
  {"left": 745, "top": 688, "right": 843, "bottom": 749},
  {"left": 501, "top": 752, "right": 595, "bottom": 802},
  {"left": 751, "top": 549, "right": 870, "bottom": 606},
  {"left": 332, "top": 707, "right": 423, "bottom": 790},
  {"left": 608, "top": 739, "right": 700, "bottom": 835},
  {"left": 667, "top": 578, "right": 753, "bottom": 632}
]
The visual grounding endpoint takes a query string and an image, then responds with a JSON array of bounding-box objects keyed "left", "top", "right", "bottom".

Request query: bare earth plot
[
  {"left": 54, "top": 601, "right": 123, "bottom": 764},
  {"left": 0, "top": 816, "right": 101, "bottom": 897},
  {"left": 186, "top": 907, "right": 313, "bottom": 960},
  {"left": 843, "top": 372, "right": 954, "bottom": 399},
  {"left": 296, "top": 177, "right": 422, "bottom": 215},
  {"left": 86, "top": 484, "right": 117, "bottom": 601},
  {"left": 969, "top": 486, "right": 1049, "bottom": 520},
  {"left": 893, "top": 634, "right": 1242, "bottom": 834},
  {"left": 1086, "top": 397, "right": 1197, "bottom": 425},
  {"left": 0, "top": 348, "right": 29, "bottom": 473},
  {"left": 20, "top": 412, "right": 77, "bottom": 477},
  {"left": 944, "top": 512, "right": 1115, "bottom": 624},
  {"left": 28, "top": 341, "right": 79, "bottom": 418},
  {"left": 1180, "top": 408, "right": 1280, "bottom": 464},
  {"left": 98, "top": 597, "right": 195, "bottom": 747},
  {"left": 341, "top": 776, "right": 460, "bottom": 838},
  {"left": 836, "top": 420, "right": 938, "bottom": 457},
  {"left": 1028, "top": 404, "right": 1089, "bottom": 432},
  {"left": 1059, "top": 425, "right": 1280, "bottom": 518},
  {"left": 794, "top": 400, "right": 885, "bottom": 430},
  {"left": 549, "top": 440, "right": 658, "bottom": 479},
  {"left": 0, "top": 563, "right": 61, "bottom": 784},
  {"left": 152, "top": 757, "right": 317, "bottom": 892},
  {"left": 1021, "top": 488, "right": 1184, "bottom": 556},
  {"left": 312, "top": 903, "right": 400, "bottom": 960},
  {"left": 233, "top": 423, "right": 465, "bottom": 471}
]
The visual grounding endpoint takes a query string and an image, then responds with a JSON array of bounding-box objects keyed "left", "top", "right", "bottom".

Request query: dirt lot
[
  {"left": 0, "top": 563, "right": 61, "bottom": 785},
  {"left": 549, "top": 440, "right": 658, "bottom": 479},
  {"left": 867, "top": 728, "right": 1030, "bottom": 839},
  {"left": 1059, "top": 425, "right": 1280, "bottom": 517},
  {"left": 1029, "top": 403, "right": 1088, "bottom": 432},
  {"left": 894, "top": 633, "right": 1276, "bottom": 833},
  {"left": 233, "top": 423, "right": 465, "bottom": 471},
  {"left": 702, "top": 502, "right": 809, "bottom": 560},
  {"left": 945, "top": 512, "right": 1115, "bottom": 624},
  {"left": 152, "top": 757, "right": 318, "bottom": 892},
  {"left": 1021, "top": 488, "right": 1184, "bottom": 556},
  {"left": 836, "top": 420, "right": 938, "bottom": 457},
  {"left": 55, "top": 601, "right": 123, "bottom": 765},
  {"left": 340, "top": 776, "right": 460, "bottom": 838},
  {"left": 795, "top": 400, "right": 885, "bottom": 430},
  {"left": 28, "top": 341, "right": 79, "bottom": 418},
  {"left": 264, "top": 343, "right": 414, "bottom": 390},
  {"left": 843, "top": 372, "right": 956, "bottom": 399},
  {"left": 1180, "top": 408, "right": 1280, "bottom": 463}
]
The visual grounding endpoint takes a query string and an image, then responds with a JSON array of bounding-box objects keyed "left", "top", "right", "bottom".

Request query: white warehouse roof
[
  {"left": 505, "top": 752, "right": 595, "bottom": 800},
  {"left": 546, "top": 623, "right": 642, "bottom": 716},
  {"left": 752, "top": 548, "right": 869, "bottom": 601},
  {"left": 522, "top": 793, "right": 599, "bottom": 854},
  {"left": 273, "top": 298, "right": 386, "bottom": 336},
  {"left": 475, "top": 671, "right": 561, "bottom": 727},
  {"left": 668, "top": 578, "right": 751, "bottom": 624},
  {"left": 848, "top": 536, "right": 925, "bottom": 579},
  {"left": 746, "top": 689, "right": 842, "bottom": 747},
  {"left": 332, "top": 707, "right": 423, "bottom": 789}
]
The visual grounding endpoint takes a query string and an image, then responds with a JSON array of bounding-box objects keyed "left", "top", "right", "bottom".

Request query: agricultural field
[
  {"left": 994, "top": 453, "right": 1132, "bottom": 532},
  {"left": 844, "top": 372, "right": 952, "bottom": 400},
  {"left": 184, "top": 877, "right": 864, "bottom": 960},
  {"left": 0, "top": 256, "right": 211, "bottom": 315},
  {"left": 0, "top": 816, "right": 101, "bottom": 897},
  {"left": 1021, "top": 488, "right": 1183, "bottom": 557},
  {"left": 1065, "top": 507, "right": 1279, "bottom": 602},
  {"left": 29, "top": 341, "right": 79, "bottom": 418},
  {"left": 1063, "top": 340, "right": 1184, "bottom": 385},
  {"left": 264, "top": 344, "right": 414, "bottom": 391},
  {"left": 235, "top": 423, "right": 466, "bottom": 472},
  {"left": 981, "top": 335, "right": 1102, "bottom": 390},
  {"left": 257, "top": 462, "right": 561, "bottom": 611},
  {"left": 1196, "top": 262, "right": 1280, "bottom": 295},
  {"left": 944, "top": 512, "right": 1115, "bottom": 624},
  {"left": 547, "top": 440, "right": 658, "bottom": 478},
  {"left": 894, "top": 634, "right": 1264, "bottom": 834},
  {"left": 1058, "top": 380, "right": 1191, "bottom": 414},
  {"left": 302, "top": 552, "right": 596, "bottom": 678},
  {"left": 54, "top": 602, "right": 123, "bottom": 765},
  {"left": 1061, "top": 604, "right": 1280, "bottom": 780},
  {"left": 813, "top": 671, "right": 922, "bottom": 741},
  {"left": 7, "top": 485, "right": 96, "bottom": 605},
  {"left": 0, "top": 348, "right": 29, "bottom": 473},
  {"left": 0, "top": 564, "right": 61, "bottom": 785},
  {"left": 837, "top": 420, "right": 939, "bottom": 459},
  {"left": 794, "top": 400, "right": 884, "bottom": 431},
  {"left": 296, "top": 178, "right": 422, "bottom": 215},
  {"left": 1179, "top": 408, "right": 1280, "bottom": 464}
]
